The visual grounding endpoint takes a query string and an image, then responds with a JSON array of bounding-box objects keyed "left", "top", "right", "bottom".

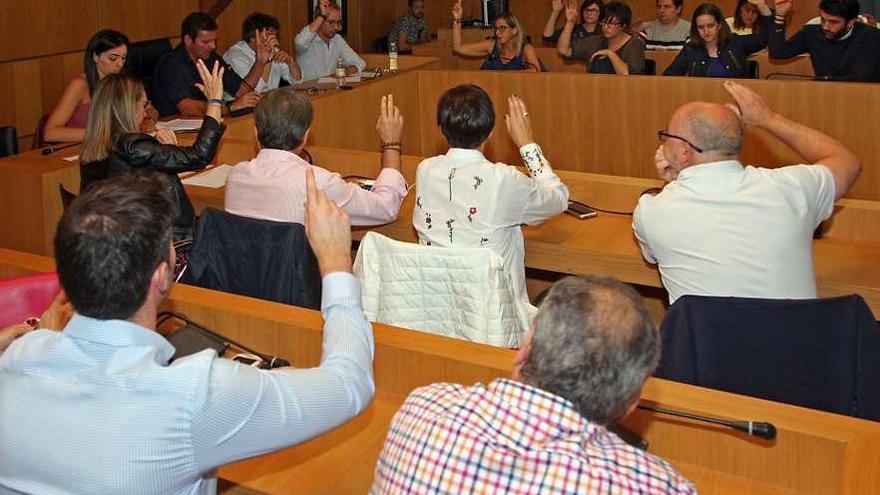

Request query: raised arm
[
  {"left": 543, "top": 0, "right": 565, "bottom": 40},
  {"left": 724, "top": 81, "right": 860, "bottom": 200},
  {"left": 452, "top": 0, "right": 494, "bottom": 56},
  {"left": 556, "top": 0, "right": 581, "bottom": 58},
  {"left": 766, "top": 0, "right": 810, "bottom": 59}
]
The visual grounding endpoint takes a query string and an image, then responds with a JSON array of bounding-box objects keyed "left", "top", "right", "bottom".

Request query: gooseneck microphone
[
  {"left": 41, "top": 142, "right": 80, "bottom": 156},
  {"left": 638, "top": 404, "right": 778, "bottom": 440}
]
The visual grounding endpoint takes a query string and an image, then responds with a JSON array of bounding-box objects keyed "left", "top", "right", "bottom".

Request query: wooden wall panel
[
  {"left": 99, "top": 0, "right": 199, "bottom": 43},
  {"left": 414, "top": 71, "right": 880, "bottom": 200},
  {"left": 0, "top": 0, "right": 97, "bottom": 62}
]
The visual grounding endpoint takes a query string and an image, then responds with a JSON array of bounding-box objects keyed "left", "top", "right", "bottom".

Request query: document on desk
[
  {"left": 157, "top": 119, "right": 203, "bottom": 132},
  {"left": 181, "top": 165, "right": 232, "bottom": 188},
  {"left": 317, "top": 76, "right": 362, "bottom": 84}
]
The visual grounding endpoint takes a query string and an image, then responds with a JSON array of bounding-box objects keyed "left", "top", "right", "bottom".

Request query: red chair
[{"left": 0, "top": 272, "right": 60, "bottom": 328}]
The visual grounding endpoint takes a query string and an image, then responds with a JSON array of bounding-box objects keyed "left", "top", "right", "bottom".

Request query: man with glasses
[
  {"left": 633, "top": 81, "right": 860, "bottom": 303},
  {"left": 295, "top": 0, "right": 366, "bottom": 82},
  {"left": 766, "top": 0, "right": 880, "bottom": 81}
]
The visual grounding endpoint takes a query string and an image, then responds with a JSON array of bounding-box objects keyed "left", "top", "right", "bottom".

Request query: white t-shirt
[{"left": 633, "top": 160, "right": 836, "bottom": 303}]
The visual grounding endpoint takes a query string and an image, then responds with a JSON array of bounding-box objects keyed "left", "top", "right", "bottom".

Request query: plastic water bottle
[
  {"left": 335, "top": 58, "right": 346, "bottom": 87},
  {"left": 389, "top": 41, "right": 399, "bottom": 71}
]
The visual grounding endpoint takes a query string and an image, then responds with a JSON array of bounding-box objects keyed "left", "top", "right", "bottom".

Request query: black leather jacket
[
  {"left": 663, "top": 32, "right": 767, "bottom": 78},
  {"left": 80, "top": 117, "right": 226, "bottom": 228}
]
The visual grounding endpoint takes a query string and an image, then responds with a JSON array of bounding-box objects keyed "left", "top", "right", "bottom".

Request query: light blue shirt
[
  {"left": 0, "top": 272, "right": 374, "bottom": 495},
  {"left": 294, "top": 25, "right": 366, "bottom": 82}
]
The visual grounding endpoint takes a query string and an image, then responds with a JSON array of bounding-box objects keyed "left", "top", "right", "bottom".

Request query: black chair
[
  {"left": 0, "top": 126, "right": 17, "bottom": 157},
  {"left": 746, "top": 59, "right": 759, "bottom": 79},
  {"left": 375, "top": 36, "right": 389, "bottom": 53},
  {"left": 127, "top": 38, "right": 172, "bottom": 97},
  {"left": 59, "top": 184, "right": 77, "bottom": 212},
  {"left": 643, "top": 59, "right": 656, "bottom": 76},
  {"left": 656, "top": 294, "right": 880, "bottom": 421},
  {"left": 180, "top": 208, "right": 322, "bottom": 309}
]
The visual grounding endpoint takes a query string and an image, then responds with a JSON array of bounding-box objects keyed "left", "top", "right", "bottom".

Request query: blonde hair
[
  {"left": 496, "top": 12, "right": 525, "bottom": 55},
  {"left": 80, "top": 74, "right": 143, "bottom": 164}
]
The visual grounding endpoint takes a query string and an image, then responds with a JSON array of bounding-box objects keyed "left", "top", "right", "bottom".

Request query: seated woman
[
  {"left": 79, "top": 61, "right": 226, "bottom": 240},
  {"left": 727, "top": 0, "right": 765, "bottom": 35},
  {"left": 558, "top": 1, "right": 644, "bottom": 74},
  {"left": 43, "top": 30, "right": 131, "bottom": 144},
  {"left": 451, "top": 1, "right": 541, "bottom": 72},
  {"left": 542, "top": 0, "right": 605, "bottom": 44},
  {"left": 664, "top": 3, "right": 770, "bottom": 78}
]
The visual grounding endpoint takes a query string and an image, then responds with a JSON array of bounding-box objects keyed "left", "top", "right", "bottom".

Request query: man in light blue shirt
[
  {"left": 0, "top": 170, "right": 374, "bottom": 495},
  {"left": 295, "top": 0, "right": 366, "bottom": 82}
]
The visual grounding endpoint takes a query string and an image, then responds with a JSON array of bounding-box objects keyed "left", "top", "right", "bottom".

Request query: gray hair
[
  {"left": 254, "top": 88, "right": 314, "bottom": 151},
  {"left": 520, "top": 276, "right": 661, "bottom": 425}
]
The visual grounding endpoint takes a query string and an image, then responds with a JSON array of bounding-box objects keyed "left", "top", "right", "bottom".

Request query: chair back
[
  {"left": 180, "top": 208, "right": 321, "bottom": 309},
  {"left": 0, "top": 126, "right": 18, "bottom": 157},
  {"left": 31, "top": 114, "right": 49, "bottom": 150},
  {"left": 656, "top": 294, "right": 880, "bottom": 421},
  {"left": 353, "top": 231, "right": 533, "bottom": 348},
  {"left": 0, "top": 272, "right": 60, "bottom": 328},
  {"left": 643, "top": 58, "right": 657, "bottom": 76},
  {"left": 127, "top": 38, "right": 172, "bottom": 96},
  {"left": 375, "top": 36, "right": 389, "bottom": 53},
  {"left": 746, "top": 59, "right": 759, "bottom": 79}
]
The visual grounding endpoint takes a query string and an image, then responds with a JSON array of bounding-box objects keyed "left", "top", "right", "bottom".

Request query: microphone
[
  {"left": 637, "top": 404, "right": 778, "bottom": 440},
  {"left": 41, "top": 142, "right": 80, "bottom": 156},
  {"left": 765, "top": 72, "right": 814, "bottom": 80}
]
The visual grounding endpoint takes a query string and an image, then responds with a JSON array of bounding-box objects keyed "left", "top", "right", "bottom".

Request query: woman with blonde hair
[
  {"left": 451, "top": 1, "right": 541, "bottom": 72},
  {"left": 80, "top": 60, "right": 226, "bottom": 240}
]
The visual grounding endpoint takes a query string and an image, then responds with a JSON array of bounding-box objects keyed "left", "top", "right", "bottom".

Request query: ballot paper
[
  {"left": 181, "top": 165, "right": 232, "bottom": 188},
  {"left": 157, "top": 119, "right": 203, "bottom": 132},
  {"left": 317, "top": 76, "right": 363, "bottom": 84}
]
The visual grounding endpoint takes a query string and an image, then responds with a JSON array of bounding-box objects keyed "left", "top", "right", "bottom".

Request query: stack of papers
[
  {"left": 181, "top": 165, "right": 233, "bottom": 188},
  {"left": 317, "top": 76, "right": 363, "bottom": 84},
  {"left": 157, "top": 119, "right": 204, "bottom": 132}
]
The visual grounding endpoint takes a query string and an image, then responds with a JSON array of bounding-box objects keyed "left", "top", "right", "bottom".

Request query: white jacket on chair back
[{"left": 353, "top": 232, "right": 534, "bottom": 348}]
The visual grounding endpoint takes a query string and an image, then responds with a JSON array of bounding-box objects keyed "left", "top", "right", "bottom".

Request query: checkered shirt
[{"left": 371, "top": 379, "right": 697, "bottom": 494}]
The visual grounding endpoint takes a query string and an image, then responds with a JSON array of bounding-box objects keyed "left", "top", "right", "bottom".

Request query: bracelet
[
  {"left": 207, "top": 98, "right": 223, "bottom": 106},
  {"left": 382, "top": 141, "right": 402, "bottom": 148},
  {"left": 453, "top": 18, "right": 463, "bottom": 24}
]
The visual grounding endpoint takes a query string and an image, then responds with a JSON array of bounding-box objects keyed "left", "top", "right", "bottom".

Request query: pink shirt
[{"left": 225, "top": 148, "right": 407, "bottom": 226}]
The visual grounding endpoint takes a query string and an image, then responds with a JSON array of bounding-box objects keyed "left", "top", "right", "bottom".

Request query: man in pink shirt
[{"left": 225, "top": 88, "right": 407, "bottom": 225}]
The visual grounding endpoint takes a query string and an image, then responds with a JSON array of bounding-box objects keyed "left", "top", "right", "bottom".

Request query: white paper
[
  {"left": 156, "top": 119, "right": 203, "bottom": 132},
  {"left": 63, "top": 155, "right": 80, "bottom": 162},
  {"left": 181, "top": 165, "right": 233, "bottom": 188},
  {"left": 317, "top": 76, "right": 362, "bottom": 84}
]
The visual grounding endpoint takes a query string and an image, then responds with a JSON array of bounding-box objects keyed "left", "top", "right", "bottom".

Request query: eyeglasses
[
  {"left": 494, "top": 25, "right": 512, "bottom": 32},
  {"left": 326, "top": 20, "right": 342, "bottom": 27},
  {"left": 584, "top": 8, "right": 601, "bottom": 13},
  {"left": 600, "top": 19, "right": 622, "bottom": 26},
  {"left": 658, "top": 130, "right": 704, "bottom": 153}
]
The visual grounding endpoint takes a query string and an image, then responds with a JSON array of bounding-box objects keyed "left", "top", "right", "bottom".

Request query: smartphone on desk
[{"left": 567, "top": 200, "right": 598, "bottom": 219}]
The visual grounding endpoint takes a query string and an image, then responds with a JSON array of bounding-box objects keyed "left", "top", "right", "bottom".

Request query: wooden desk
[
  {"left": 183, "top": 144, "right": 880, "bottom": 319},
  {"left": 2, "top": 248, "right": 879, "bottom": 495}
]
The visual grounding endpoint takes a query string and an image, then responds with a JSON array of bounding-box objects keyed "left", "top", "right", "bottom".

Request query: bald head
[{"left": 671, "top": 101, "right": 743, "bottom": 160}]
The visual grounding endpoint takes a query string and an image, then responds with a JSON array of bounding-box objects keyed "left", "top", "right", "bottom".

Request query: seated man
[
  {"left": 389, "top": 0, "right": 429, "bottom": 53},
  {"left": 638, "top": 0, "right": 692, "bottom": 49},
  {"left": 152, "top": 12, "right": 261, "bottom": 117},
  {"left": 371, "top": 275, "right": 696, "bottom": 494},
  {"left": 766, "top": 0, "right": 880, "bottom": 82},
  {"left": 0, "top": 171, "right": 375, "bottom": 494},
  {"left": 633, "top": 81, "right": 860, "bottom": 303},
  {"left": 225, "top": 89, "right": 407, "bottom": 225},
  {"left": 296, "top": 0, "right": 367, "bottom": 81},
  {"left": 223, "top": 12, "right": 303, "bottom": 92},
  {"left": 413, "top": 85, "right": 569, "bottom": 307}
]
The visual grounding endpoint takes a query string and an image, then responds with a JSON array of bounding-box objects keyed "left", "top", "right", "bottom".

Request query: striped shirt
[{"left": 372, "top": 378, "right": 696, "bottom": 494}]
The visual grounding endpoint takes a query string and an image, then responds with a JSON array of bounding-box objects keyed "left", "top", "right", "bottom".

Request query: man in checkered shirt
[{"left": 371, "top": 275, "right": 696, "bottom": 494}]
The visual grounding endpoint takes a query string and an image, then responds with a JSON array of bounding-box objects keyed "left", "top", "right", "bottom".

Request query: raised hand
[
  {"left": 319, "top": 0, "right": 333, "bottom": 16},
  {"left": 376, "top": 94, "right": 403, "bottom": 144},
  {"left": 655, "top": 145, "right": 677, "bottom": 182},
  {"left": 505, "top": 95, "right": 535, "bottom": 148},
  {"left": 194, "top": 59, "right": 225, "bottom": 101},
  {"left": 723, "top": 80, "right": 776, "bottom": 127},
  {"left": 774, "top": 0, "right": 793, "bottom": 17},
  {"left": 255, "top": 29, "right": 271, "bottom": 65},
  {"left": 564, "top": 0, "right": 580, "bottom": 23},
  {"left": 746, "top": 0, "right": 772, "bottom": 16},
  {"left": 304, "top": 168, "right": 352, "bottom": 276},
  {"left": 452, "top": 0, "right": 463, "bottom": 19},
  {"left": 552, "top": 0, "right": 564, "bottom": 13}
]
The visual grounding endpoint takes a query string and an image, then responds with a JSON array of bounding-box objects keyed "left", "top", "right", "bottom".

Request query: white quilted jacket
[{"left": 353, "top": 232, "right": 535, "bottom": 348}]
